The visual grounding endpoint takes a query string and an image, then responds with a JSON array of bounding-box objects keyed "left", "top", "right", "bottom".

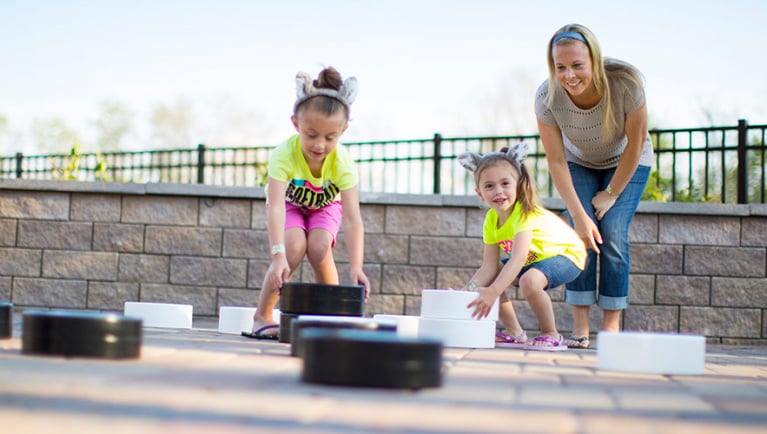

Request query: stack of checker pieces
[
  {"left": 20, "top": 308, "right": 142, "bottom": 359},
  {"left": 4, "top": 300, "right": 210, "bottom": 359},
  {"left": 278, "top": 282, "right": 367, "bottom": 343},
  {"left": 0, "top": 302, "right": 12, "bottom": 339},
  {"left": 15, "top": 301, "right": 199, "bottom": 360},
  {"left": 282, "top": 283, "right": 443, "bottom": 389}
]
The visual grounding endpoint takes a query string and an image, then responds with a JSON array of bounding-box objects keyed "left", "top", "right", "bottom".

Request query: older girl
[{"left": 249, "top": 67, "right": 370, "bottom": 338}]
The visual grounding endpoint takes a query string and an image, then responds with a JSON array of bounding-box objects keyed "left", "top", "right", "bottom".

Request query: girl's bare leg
[
  {"left": 252, "top": 228, "right": 306, "bottom": 335},
  {"left": 306, "top": 229, "right": 339, "bottom": 284},
  {"left": 519, "top": 269, "right": 559, "bottom": 341},
  {"left": 498, "top": 296, "right": 525, "bottom": 342}
]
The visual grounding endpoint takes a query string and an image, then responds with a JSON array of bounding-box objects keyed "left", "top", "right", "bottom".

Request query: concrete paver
[{"left": 1, "top": 314, "right": 766, "bottom": 433}]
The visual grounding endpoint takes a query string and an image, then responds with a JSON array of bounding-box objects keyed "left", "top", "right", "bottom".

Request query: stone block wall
[{"left": 1, "top": 180, "right": 765, "bottom": 345}]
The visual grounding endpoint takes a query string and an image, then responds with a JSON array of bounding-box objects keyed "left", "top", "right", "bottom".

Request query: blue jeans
[
  {"left": 519, "top": 255, "right": 583, "bottom": 289},
  {"left": 565, "top": 163, "right": 650, "bottom": 310}
]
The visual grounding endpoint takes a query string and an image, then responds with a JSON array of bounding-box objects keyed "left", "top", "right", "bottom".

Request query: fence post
[
  {"left": 737, "top": 119, "right": 747, "bottom": 204},
  {"left": 15, "top": 152, "right": 23, "bottom": 179},
  {"left": 433, "top": 133, "right": 442, "bottom": 194},
  {"left": 197, "top": 144, "right": 206, "bottom": 184}
]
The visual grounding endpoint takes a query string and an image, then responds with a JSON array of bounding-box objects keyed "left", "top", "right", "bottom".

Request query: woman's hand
[
  {"left": 467, "top": 287, "right": 500, "bottom": 319},
  {"left": 591, "top": 190, "right": 617, "bottom": 221},
  {"left": 572, "top": 213, "right": 602, "bottom": 254}
]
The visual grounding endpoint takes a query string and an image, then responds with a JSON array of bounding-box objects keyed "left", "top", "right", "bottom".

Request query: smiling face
[
  {"left": 291, "top": 105, "right": 348, "bottom": 170},
  {"left": 552, "top": 40, "right": 599, "bottom": 106},
  {"left": 475, "top": 160, "right": 519, "bottom": 219}
]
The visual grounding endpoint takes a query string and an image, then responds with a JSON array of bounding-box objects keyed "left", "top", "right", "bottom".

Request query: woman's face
[{"left": 552, "top": 41, "right": 596, "bottom": 101}]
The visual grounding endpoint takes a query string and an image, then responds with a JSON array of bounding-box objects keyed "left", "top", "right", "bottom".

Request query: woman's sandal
[{"left": 564, "top": 335, "right": 590, "bottom": 349}]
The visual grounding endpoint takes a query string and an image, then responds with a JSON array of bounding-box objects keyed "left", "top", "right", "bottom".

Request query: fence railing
[{"left": 1, "top": 119, "right": 765, "bottom": 203}]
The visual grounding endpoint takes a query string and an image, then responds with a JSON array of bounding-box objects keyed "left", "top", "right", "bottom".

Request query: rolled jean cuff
[
  {"left": 597, "top": 294, "right": 628, "bottom": 310},
  {"left": 565, "top": 289, "right": 596, "bottom": 306}
]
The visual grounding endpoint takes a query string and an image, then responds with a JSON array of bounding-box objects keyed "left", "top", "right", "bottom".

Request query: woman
[{"left": 535, "top": 24, "right": 653, "bottom": 348}]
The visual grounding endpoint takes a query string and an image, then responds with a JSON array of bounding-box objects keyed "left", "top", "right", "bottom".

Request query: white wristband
[{"left": 270, "top": 244, "right": 286, "bottom": 255}]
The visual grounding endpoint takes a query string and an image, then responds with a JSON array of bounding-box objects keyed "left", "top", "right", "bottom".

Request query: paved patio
[{"left": 1, "top": 313, "right": 766, "bottom": 434}]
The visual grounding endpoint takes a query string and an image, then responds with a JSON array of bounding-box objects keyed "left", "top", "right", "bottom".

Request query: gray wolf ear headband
[
  {"left": 293, "top": 71, "right": 359, "bottom": 114},
  {"left": 457, "top": 142, "right": 530, "bottom": 174}
]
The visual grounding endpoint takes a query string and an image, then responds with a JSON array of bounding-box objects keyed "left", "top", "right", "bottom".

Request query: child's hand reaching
[
  {"left": 467, "top": 287, "right": 499, "bottom": 319},
  {"left": 266, "top": 256, "right": 290, "bottom": 292},
  {"left": 350, "top": 268, "right": 370, "bottom": 300}
]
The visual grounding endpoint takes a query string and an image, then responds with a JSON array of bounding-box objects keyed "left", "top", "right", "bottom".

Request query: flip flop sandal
[
  {"left": 495, "top": 330, "right": 526, "bottom": 343},
  {"left": 524, "top": 334, "right": 568, "bottom": 352},
  {"left": 241, "top": 324, "right": 279, "bottom": 340},
  {"left": 564, "top": 335, "right": 590, "bottom": 349},
  {"left": 495, "top": 330, "right": 528, "bottom": 349}
]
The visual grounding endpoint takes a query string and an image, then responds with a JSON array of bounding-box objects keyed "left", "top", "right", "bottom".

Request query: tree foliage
[
  {"left": 31, "top": 118, "right": 79, "bottom": 153},
  {"left": 150, "top": 99, "right": 194, "bottom": 149},
  {"left": 94, "top": 100, "right": 134, "bottom": 151}
]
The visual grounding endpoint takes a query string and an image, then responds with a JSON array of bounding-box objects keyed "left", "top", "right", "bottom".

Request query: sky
[{"left": 1, "top": 0, "right": 766, "bottom": 155}]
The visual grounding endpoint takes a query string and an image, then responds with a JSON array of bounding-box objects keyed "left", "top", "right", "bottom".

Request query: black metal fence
[{"left": 2, "top": 119, "right": 765, "bottom": 203}]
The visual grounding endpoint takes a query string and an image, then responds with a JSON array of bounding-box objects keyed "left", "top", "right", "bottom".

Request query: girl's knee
[
  {"left": 305, "top": 241, "right": 333, "bottom": 267},
  {"left": 306, "top": 245, "right": 330, "bottom": 264},
  {"left": 518, "top": 274, "right": 546, "bottom": 298},
  {"left": 520, "top": 285, "right": 545, "bottom": 299}
]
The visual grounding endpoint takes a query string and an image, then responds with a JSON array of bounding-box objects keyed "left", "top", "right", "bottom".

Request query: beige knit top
[{"left": 534, "top": 75, "right": 654, "bottom": 170}]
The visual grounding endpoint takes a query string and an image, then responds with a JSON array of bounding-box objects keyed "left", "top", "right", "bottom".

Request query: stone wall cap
[
  {"left": 441, "top": 195, "right": 480, "bottom": 207},
  {"left": 750, "top": 204, "right": 767, "bottom": 216},
  {"left": 0, "top": 179, "right": 146, "bottom": 194},
  {"left": 359, "top": 192, "right": 442, "bottom": 206},
  {"left": 0, "top": 180, "right": 763, "bottom": 217},
  {"left": 146, "top": 183, "right": 264, "bottom": 199},
  {"left": 637, "top": 201, "right": 750, "bottom": 216},
  {"left": 541, "top": 197, "right": 566, "bottom": 210}
]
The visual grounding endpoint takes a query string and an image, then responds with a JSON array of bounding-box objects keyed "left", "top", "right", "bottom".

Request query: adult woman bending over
[{"left": 535, "top": 24, "right": 653, "bottom": 348}]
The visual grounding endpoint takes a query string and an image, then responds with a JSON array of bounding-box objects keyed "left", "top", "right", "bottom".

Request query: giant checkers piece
[
  {"left": 301, "top": 328, "right": 443, "bottom": 389},
  {"left": 22, "top": 310, "right": 142, "bottom": 359},
  {"left": 277, "top": 282, "right": 365, "bottom": 343}
]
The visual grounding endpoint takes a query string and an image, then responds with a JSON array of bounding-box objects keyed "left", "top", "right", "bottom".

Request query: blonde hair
[
  {"left": 545, "top": 24, "right": 644, "bottom": 138},
  {"left": 473, "top": 150, "right": 539, "bottom": 217}
]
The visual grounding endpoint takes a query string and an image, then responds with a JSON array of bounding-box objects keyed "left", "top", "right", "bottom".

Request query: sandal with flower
[
  {"left": 495, "top": 330, "right": 527, "bottom": 349},
  {"left": 525, "top": 334, "right": 568, "bottom": 352}
]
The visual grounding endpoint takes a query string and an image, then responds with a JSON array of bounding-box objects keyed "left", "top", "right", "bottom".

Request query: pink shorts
[{"left": 280, "top": 201, "right": 343, "bottom": 247}]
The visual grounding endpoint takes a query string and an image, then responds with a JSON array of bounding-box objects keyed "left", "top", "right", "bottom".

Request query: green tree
[
  {"left": 150, "top": 99, "right": 194, "bottom": 149},
  {"left": 746, "top": 140, "right": 766, "bottom": 203},
  {"left": 31, "top": 118, "right": 79, "bottom": 153},
  {"left": 94, "top": 100, "right": 134, "bottom": 151},
  {"left": 0, "top": 114, "right": 10, "bottom": 156}
]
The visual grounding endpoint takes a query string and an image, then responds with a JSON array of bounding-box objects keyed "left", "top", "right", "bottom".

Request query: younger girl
[
  {"left": 249, "top": 67, "right": 370, "bottom": 338},
  {"left": 458, "top": 143, "right": 586, "bottom": 347}
]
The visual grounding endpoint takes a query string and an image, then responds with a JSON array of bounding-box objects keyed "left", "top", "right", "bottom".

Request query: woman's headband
[
  {"left": 552, "top": 31, "right": 587, "bottom": 45},
  {"left": 457, "top": 142, "right": 530, "bottom": 174},
  {"left": 294, "top": 71, "right": 358, "bottom": 113}
]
